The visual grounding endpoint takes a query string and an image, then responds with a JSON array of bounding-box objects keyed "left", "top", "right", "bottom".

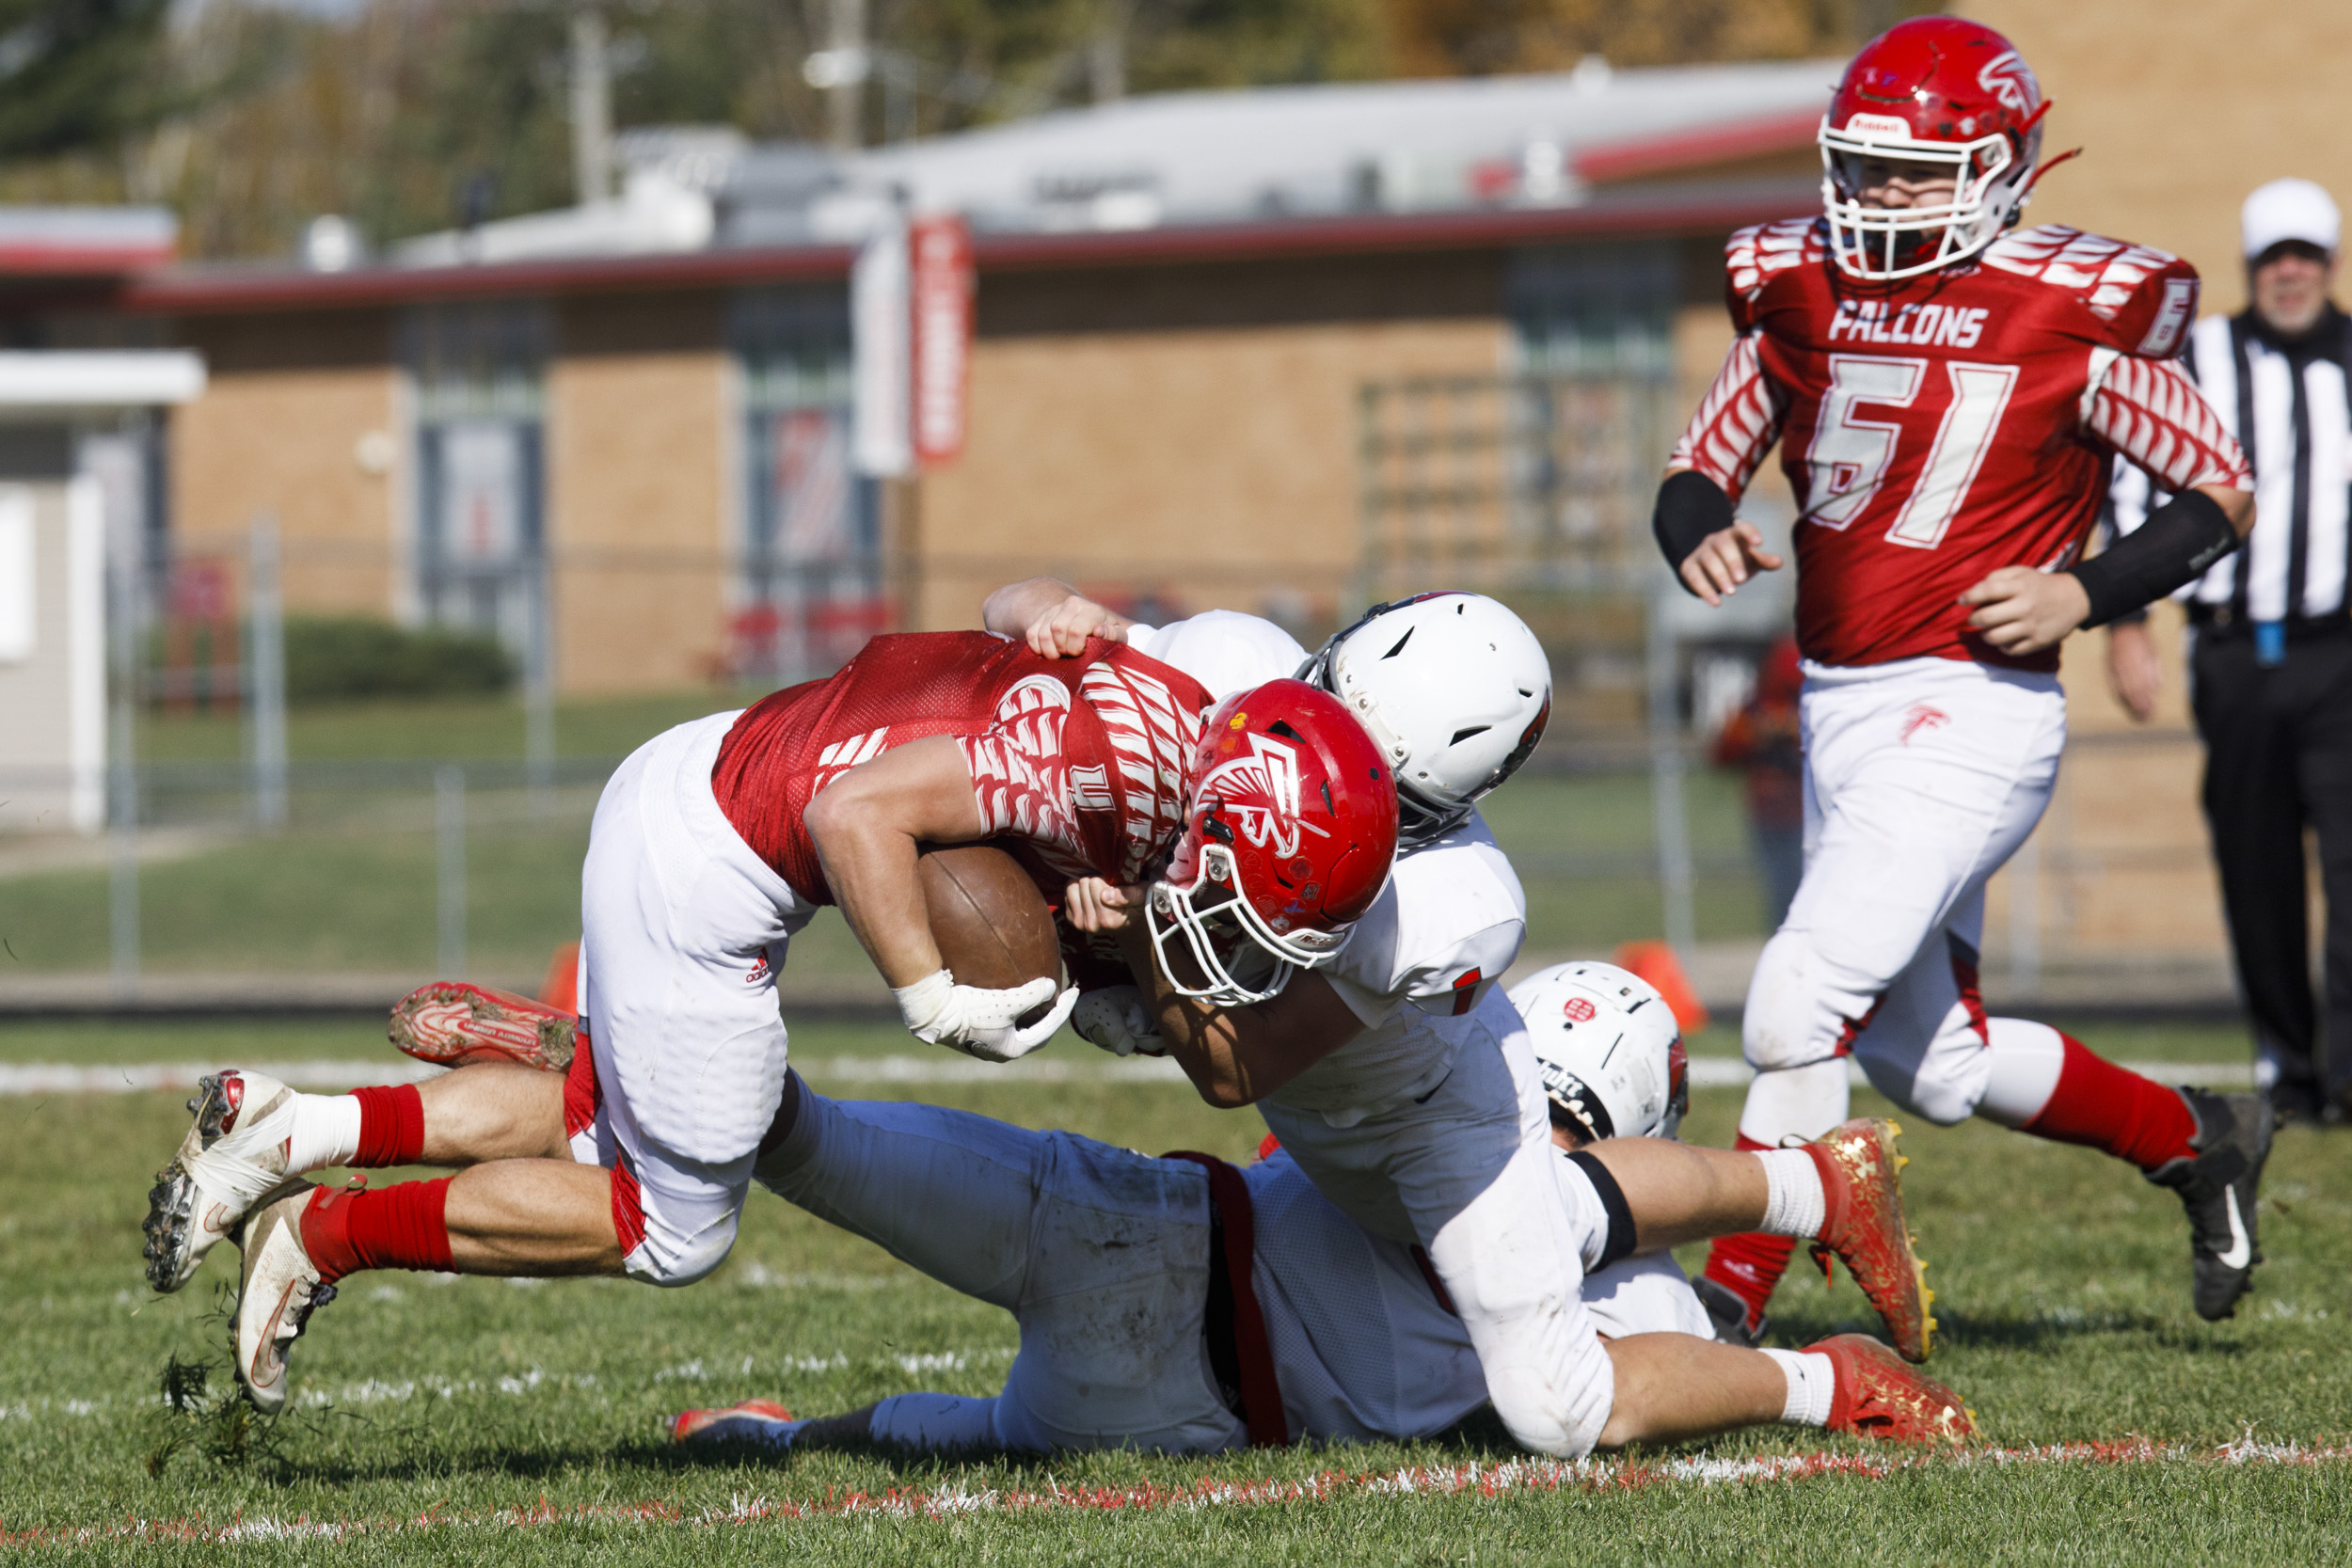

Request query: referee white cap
[{"left": 2243, "top": 178, "right": 2340, "bottom": 260}]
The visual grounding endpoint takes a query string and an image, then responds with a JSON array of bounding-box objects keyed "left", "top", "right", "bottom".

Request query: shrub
[{"left": 282, "top": 616, "right": 516, "bottom": 704}]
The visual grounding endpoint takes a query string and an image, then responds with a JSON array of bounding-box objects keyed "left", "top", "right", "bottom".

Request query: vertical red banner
[{"left": 909, "top": 214, "right": 974, "bottom": 468}]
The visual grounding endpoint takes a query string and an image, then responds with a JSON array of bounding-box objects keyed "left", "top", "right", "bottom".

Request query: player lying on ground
[
  {"left": 994, "top": 583, "right": 1937, "bottom": 1461},
  {"left": 1004, "top": 583, "right": 1869, "bottom": 1463},
  {"left": 671, "top": 962, "right": 1969, "bottom": 1455},
  {"left": 140, "top": 630, "right": 1396, "bottom": 1412},
  {"left": 1654, "top": 15, "right": 2270, "bottom": 1339}
]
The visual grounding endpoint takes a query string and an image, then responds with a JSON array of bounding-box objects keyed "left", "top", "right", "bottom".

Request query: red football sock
[
  {"left": 1700, "top": 1134, "right": 1801, "bottom": 1330},
  {"left": 349, "top": 1084, "right": 427, "bottom": 1167},
  {"left": 2021, "top": 1034, "right": 2198, "bottom": 1170},
  {"left": 301, "top": 1178, "right": 454, "bottom": 1285}
]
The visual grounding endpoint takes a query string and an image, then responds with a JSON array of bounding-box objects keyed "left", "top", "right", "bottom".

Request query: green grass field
[{"left": 3, "top": 1020, "right": 2348, "bottom": 1563}]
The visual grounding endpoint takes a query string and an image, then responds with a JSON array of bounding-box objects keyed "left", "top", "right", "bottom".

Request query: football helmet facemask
[
  {"left": 1150, "top": 679, "right": 1398, "bottom": 1007},
  {"left": 1510, "top": 960, "right": 1690, "bottom": 1143},
  {"left": 1820, "top": 17, "right": 2057, "bottom": 281},
  {"left": 1298, "top": 593, "right": 1551, "bottom": 847}
]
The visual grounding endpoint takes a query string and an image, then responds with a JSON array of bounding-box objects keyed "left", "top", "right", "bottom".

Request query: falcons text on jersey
[
  {"left": 1672, "top": 218, "right": 2251, "bottom": 671},
  {"left": 709, "top": 631, "right": 1211, "bottom": 912}
]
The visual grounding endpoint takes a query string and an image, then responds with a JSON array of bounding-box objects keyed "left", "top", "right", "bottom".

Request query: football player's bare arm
[
  {"left": 1064, "top": 879, "right": 1362, "bottom": 1106},
  {"left": 979, "top": 576, "right": 1134, "bottom": 658},
  {"left": 2106, "top": 620, "right": 2162, "bottom": 723},
  {"left": 1961, "top": 483, "right": 2252, "bottom": 656},
  {"left": 804, "top": 736, "right": 987, "bottom": 988},
  {"left": 1660, "top": 467, "right": 1785, "bottom": 607},
  {"left": 1596, "top": 1335, "right": 1787, "bottom": 1446}
]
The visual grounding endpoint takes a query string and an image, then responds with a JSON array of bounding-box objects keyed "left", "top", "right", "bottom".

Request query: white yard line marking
[
  {"left": 0, "top": 1054, "right": 1191, "bottom": 1096},
  {"left": 0, "top": 1054, "right": 2247, "bottom": 1096},
  {"left": 6, "top": 1435, "right": 2345, "bottom": 1544}
]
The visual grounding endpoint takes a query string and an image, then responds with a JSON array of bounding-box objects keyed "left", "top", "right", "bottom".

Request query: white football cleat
[
  {"left": 143, "top": 1070, "right": 302, "bottom": 1293},
  {"left": 232, "top": 1178, "right": 335, "bottom": 1416}
]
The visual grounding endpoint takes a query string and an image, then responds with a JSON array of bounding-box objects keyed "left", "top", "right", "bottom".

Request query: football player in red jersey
[
  {"left": 1654, "top": 17, "right": 2271, "bottom": 1339},
  {"left": 137, "top": 631, "right": 1396, "bottom": 1414}
]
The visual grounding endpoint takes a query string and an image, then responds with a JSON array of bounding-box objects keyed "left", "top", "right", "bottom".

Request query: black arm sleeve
[
  {"left": 2068, "top": 488, "right": 2241, "bottom": 629},
  {"left": 1653, "top": 468, "right": 1735, "bottom": 588}
]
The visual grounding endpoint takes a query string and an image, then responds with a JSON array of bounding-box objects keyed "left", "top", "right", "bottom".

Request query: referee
[{"left": 2108, "top": 178, "right": 2351, "bottom": 1124}]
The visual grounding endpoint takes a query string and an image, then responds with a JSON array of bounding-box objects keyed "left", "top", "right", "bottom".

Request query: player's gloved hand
[
  {"left": 892, "top": 969, "right": 1077, "bottom": 1063},
  {"left": 1073, "top": 986, "right": 1167, "bottom": 1058}
]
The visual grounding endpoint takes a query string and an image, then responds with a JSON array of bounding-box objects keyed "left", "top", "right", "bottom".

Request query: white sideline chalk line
[
  {"left": 0, "top": 1054, "right": 1187, "bottom": 1096},
  {"left": 7, "top": 1435, "right": 2348, "bottom": 1544},
  {"left": 0, "top": 1054, "right": 2254, "bottom": 1096}
]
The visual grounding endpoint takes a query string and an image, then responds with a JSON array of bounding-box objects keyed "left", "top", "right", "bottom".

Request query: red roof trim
[
  {"left": 1573, "top": 106, "right": 1824, "bottom": 184},
  {"left": 108, "top": 182, "right": 1816, "bottom": 315},
  {"left": 117, "top": 245, "right": 859, "bottom": 314},
  {"left": 0, "top": 243, "right": 176, "bottom": 276}
]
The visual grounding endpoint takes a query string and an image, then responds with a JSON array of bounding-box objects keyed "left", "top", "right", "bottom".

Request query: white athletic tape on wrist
[
  {"left": 1760, "top": 1348, "right": 1836, "bottom": 1427},
  {"left": 1756, "top": 1148, "right": 1826, "bottom": 1240}
]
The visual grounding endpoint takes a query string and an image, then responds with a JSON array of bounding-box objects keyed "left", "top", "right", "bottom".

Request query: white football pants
[
  {"left": 573, "top": 710, "right": 814, "bottom": 1287},
  {"left": 1258, "top": 989, "right": 1616, "bottom": 1458},
  {"left": 1739, "top": 657, "right": 2073, "bottom": 1147},
  {"left": 753, "top": 1081, "right": 1247, "bottom": 1455}
]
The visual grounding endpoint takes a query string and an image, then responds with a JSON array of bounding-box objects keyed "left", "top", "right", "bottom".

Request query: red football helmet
[
  {"left": 1820, "top": 17, "right": 2054, "bottom": 280},
  {"left": 1149, "top": 678, "right": 1399, "bottom": 1006}
]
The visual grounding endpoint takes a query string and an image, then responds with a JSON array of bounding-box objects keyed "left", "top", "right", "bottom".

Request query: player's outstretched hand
[
  {"left": 1026, "top": 594, "right": 1128, "bottom": 658},
  {"left": 1063, "top": 877, "right": 1147, "bottom": 932},
  {"left": 1679, "top": 520, "right": 1785, "bottom": 606},
  {"left": 893, "top": 970, "right": 1078, "bottom": 1062},
  {"left": 1958, "top": 567, "right": 2092, "bottom": 656}
]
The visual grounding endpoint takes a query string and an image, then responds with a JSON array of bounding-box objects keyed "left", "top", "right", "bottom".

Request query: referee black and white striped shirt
[{"left": 2110, "top": 306, "right": 2352, "bottom": 626}]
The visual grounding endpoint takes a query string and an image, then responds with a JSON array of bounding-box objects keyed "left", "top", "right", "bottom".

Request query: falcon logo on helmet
[
  {"left": 1818, "top": 17, "right": 2067, "bottom": 281},
  {"left": 1197, "top": 732, "right": 1329, "bottom": 862},
  {"left": 1510, "top": 960, "right": 1689, "bottom": 1143},
  {"left": 1150, "top": 679, "right": 1398, "bottom": 1007}
]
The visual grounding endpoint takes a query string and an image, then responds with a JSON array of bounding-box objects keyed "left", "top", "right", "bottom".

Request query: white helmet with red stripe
[{"left": 1508, "top": 960, "right": 1688, "bottom": 1141}]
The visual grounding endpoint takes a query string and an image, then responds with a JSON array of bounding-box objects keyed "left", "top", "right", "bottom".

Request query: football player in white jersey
[
  {"left": 982, "top": 584, "right": 1938, "bottom": 1458},
  {"left": 672, "top": 963, "right": 1963, "bottom": 1455}
]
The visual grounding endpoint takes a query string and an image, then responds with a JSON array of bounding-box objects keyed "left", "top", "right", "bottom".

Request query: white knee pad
[
  {"left": 1742, "top": 929, "right": 1858, "bottom": 1071},
  {"left": 1975, "top": 1016, "right": 2067, "bottom": 1128},
  {"left": 1426, "top": 1146, "right": 1614, "bottom": 1458},
  {"left": 625, "top": 1202, "right": 742, "bottom": 1288},
  {"left": 1737, "top": 1058, "right": 1852, "bottom": 1148}
]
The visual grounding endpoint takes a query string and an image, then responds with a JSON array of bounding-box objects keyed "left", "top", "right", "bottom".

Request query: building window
[
  {"left": 1508, "top": 242, "right": 1677, "bottom": 376},
  {"left": 729, "top": 287, "right": 882, "bottom": 686},
  {"left": 404, "top": 302, "right": 548, "bottom": 653}
]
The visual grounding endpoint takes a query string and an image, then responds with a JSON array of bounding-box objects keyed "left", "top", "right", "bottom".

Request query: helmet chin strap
[{"left": 2015, "top": 145, "right": 2083, "bottom": 205}]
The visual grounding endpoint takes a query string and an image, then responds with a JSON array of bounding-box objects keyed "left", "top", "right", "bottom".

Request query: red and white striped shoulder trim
[
  {"left": 1981, "top": 225, "right": 2183, "bottom": 322},
  {"left": 1726, "top": 217, "right": 1823, "bottom": 300}
]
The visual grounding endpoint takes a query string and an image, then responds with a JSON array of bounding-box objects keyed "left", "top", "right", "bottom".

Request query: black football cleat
[
  {"left": 1692, "top": 1274, "right": 1764, "bottom": 1348},
  {"left": 2143, "top": 1088, "right": 2273, "bottom": 1322}
]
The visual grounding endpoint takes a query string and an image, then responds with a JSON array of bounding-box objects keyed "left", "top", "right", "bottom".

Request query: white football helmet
[
  {"left": 1298, "top": 593, "right": 1551, "bottom": 847},
  {"left": 1510, "top": 960, "right": 1689, "bottom": 1142}
]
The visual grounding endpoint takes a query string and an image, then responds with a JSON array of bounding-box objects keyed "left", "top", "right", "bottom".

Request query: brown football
[{"left": 917, "top": 844, "right": 1063, "bottom": 1011}]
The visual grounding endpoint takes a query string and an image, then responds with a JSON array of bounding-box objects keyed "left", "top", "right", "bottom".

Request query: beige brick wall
[
  {"left": 170, "top": 311, "right": 400, "bottom": 615},
  {"left": 546, "top": 293, "right": 731, "bottom": 694},
  {"left": 911, "top": 316, "right": 1510, "bottom": 632}
]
